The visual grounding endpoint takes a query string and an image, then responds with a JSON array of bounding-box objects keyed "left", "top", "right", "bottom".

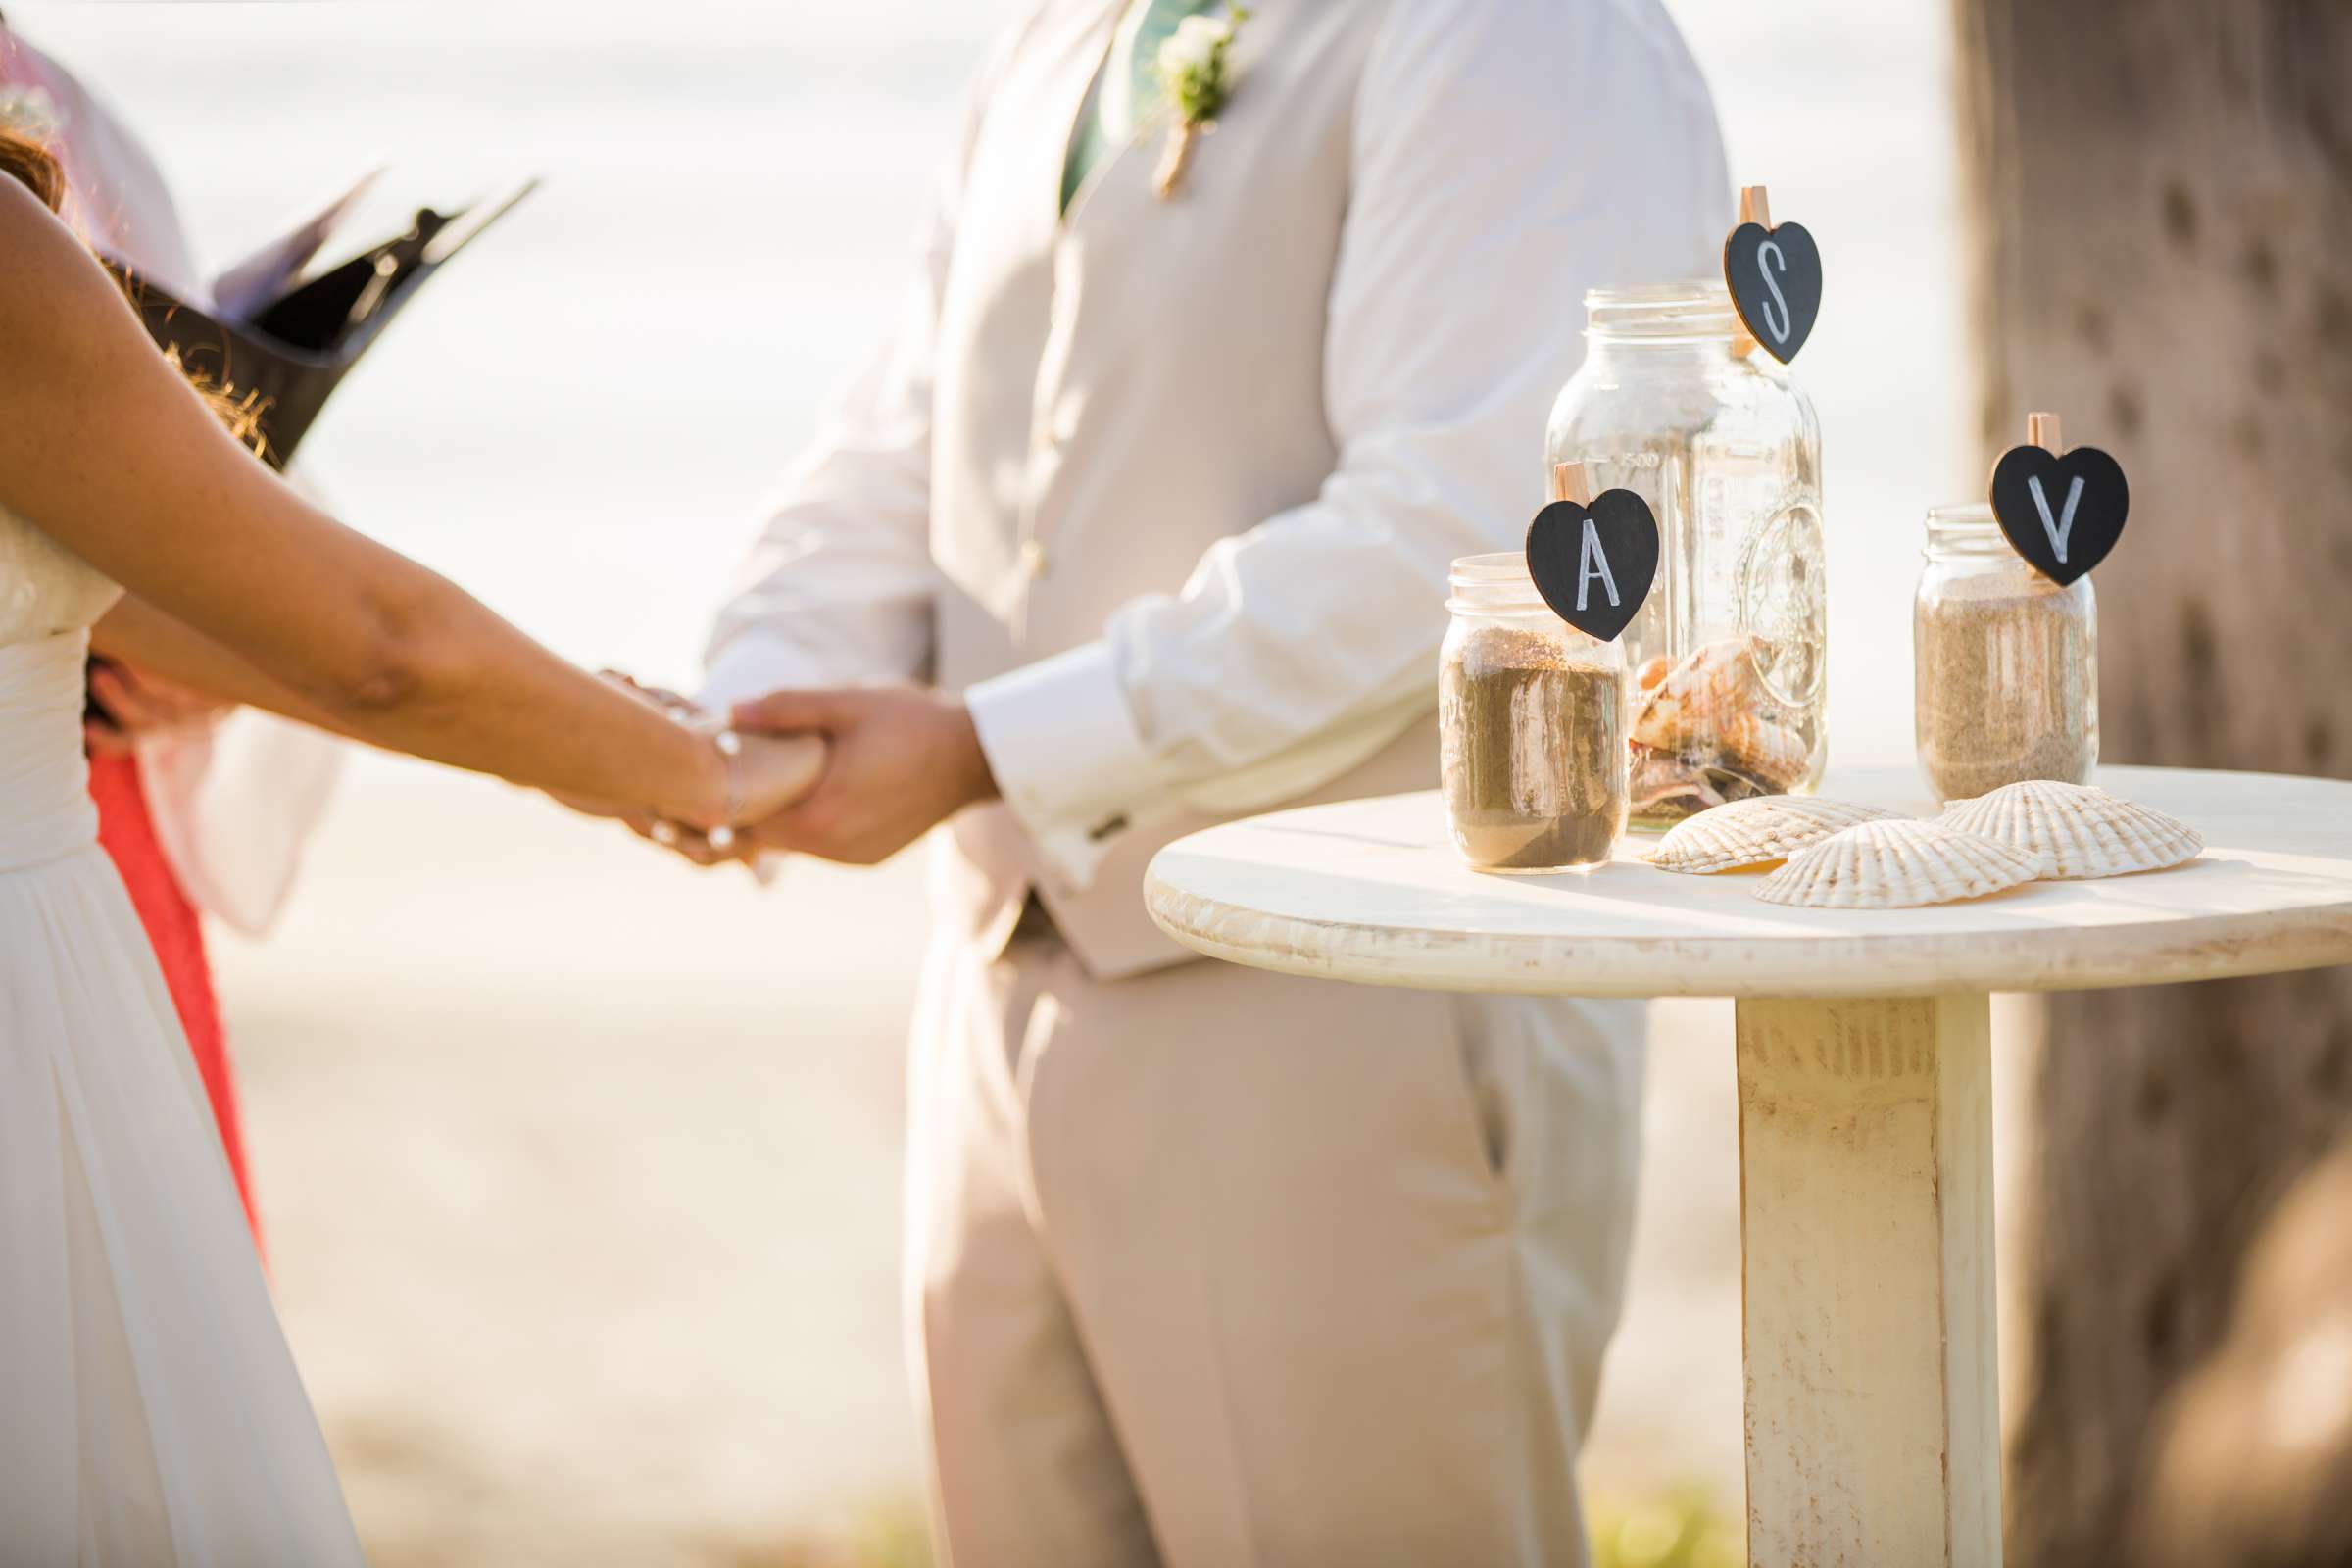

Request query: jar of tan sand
[
  {"left": 1914, "top": 502, "right": 2098, "bottom": 805},
  {"left": 1440, "top": 553, "right": 1628, "bottom": 872}
]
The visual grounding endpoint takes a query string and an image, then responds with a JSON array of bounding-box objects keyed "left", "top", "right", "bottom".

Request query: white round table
[{"left": 1145, "top": 765, "right": 2352, "bottom": 1568}]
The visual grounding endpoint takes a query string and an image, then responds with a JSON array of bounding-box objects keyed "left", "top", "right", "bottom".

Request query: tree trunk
[{"left": 1949, "top": 3, "right": 2352, "bottom": 1564}]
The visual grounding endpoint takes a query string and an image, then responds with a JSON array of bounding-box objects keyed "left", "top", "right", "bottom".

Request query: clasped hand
[{"left": 580, "top": 679, "right": 999, "bottom": 869}]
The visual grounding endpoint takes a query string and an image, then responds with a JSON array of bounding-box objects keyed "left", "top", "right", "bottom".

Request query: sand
[
  {"left": 217, "top": 760, "right": 1761, "bottom": 1562},
  {"left": 220, "top": 759, "right": 928, "bottom": 1564}
]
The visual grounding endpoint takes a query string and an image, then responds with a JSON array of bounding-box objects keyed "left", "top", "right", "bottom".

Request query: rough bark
[
  {"left": 1949, "top": 2, "right": 2352, "bottom": 1563},
  {"left": 2141, "top": 1144, "right": 2352, "bottom": 1568}
]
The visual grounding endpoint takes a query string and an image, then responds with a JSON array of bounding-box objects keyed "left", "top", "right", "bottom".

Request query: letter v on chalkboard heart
[
  {"left": 1723, "top": 185, "right": 1822, "bottom": 365},
  {"left": 1526, "top": 489, "right": 1659, "bottom": 642},
  {"left": 1988, "top": 420, "right": 2129, "bottom": 587}
]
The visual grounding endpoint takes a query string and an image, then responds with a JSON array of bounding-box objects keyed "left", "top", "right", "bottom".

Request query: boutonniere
[{"left": 1152, "top": 3, "right": 1250, "bottom": 200}]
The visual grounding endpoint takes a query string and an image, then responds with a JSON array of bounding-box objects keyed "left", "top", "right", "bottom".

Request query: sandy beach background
[{"left": 21, "top": 2, "right": 2009, "bottom": 1559}]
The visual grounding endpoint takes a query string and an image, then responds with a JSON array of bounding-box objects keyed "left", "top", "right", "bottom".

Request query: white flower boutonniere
[{"left": 1152, "top": 4, "right": 1250, "bottom": 200}]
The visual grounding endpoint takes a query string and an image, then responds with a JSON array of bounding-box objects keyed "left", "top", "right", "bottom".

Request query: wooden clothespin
[{"left": 1731, "top": 186, "right": 1769, "bottom": 358}]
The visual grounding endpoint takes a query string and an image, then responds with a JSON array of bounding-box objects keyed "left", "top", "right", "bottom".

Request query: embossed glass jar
[
  {"left": 1439, "top": 553, "right": 1627, "bottom": 873},
  {"left": 1914, "top": 503, "right": 2098, "bottom": 805},
  {"left": 1544, "top": 282, "right": 1826, "bottom": 827}
]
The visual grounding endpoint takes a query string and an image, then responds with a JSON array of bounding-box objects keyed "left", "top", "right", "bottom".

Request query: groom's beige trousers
[{"left": 904, "top": 911, "right": 1644, "bottom": 1567}]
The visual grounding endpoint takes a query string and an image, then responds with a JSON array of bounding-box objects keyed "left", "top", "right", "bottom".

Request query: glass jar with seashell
[
  {"left": 1544, "top": 281, "right": 1827, "bottom": 828},
  {"left": 1439, "top": 552, "right": 1628, "bottom": 873},
  {"left": 1914, "top": 502, "right": 2097, "bottom": 806}
]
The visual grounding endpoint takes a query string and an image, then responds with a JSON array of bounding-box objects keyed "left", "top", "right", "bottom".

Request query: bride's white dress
[{"left": 0, "top": 510, "right": 363, "bottom": 1562}]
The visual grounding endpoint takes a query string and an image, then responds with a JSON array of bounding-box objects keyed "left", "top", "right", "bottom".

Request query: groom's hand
[{"left": 728, "top": 683, "right": 998, "bottom": 865}]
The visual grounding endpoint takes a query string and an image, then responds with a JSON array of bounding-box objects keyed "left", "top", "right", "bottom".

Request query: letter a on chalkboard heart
[
  {"left": 1725, "top": 220, "right": 1823, "bottom": 365},
  {"left": 1525, "top": 491, "right": 1659, "bottom": 642},
  {"left": 1988, "top": 445, "right": 2129, "bottom": 587}
]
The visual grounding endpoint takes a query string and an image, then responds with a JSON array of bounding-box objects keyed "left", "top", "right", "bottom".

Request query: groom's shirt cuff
[{"left": 965, "top": 641, "right": 1163, "bottom": 893}]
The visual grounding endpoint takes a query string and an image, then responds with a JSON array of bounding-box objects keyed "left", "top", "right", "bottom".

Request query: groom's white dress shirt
[
  {"left": 703, "top": 0, "right": 1727, "bottom": 979},
  {"left": 708, "top": 0, "right": 1728, "bottom": 1560}
]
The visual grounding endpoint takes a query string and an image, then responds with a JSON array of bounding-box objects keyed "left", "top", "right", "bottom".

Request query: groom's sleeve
[
  {"left": 701, "top": 48, "right": 1001, "bottom": 709},
  {"left": 965, "top": 0, "right": 1734, "bottom": 891}
]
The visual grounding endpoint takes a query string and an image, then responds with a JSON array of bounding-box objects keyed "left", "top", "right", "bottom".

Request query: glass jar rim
[
  {"left": 1447, "top": 551, "right": 1552, "bottom": 615},
  {"left": 1924, "top": 502, "right": 2011, "bottom": 559},
  {"left": 1584, "top": 279, "right": 1741, "bottom": 343},
  {"left": 1928, "top": 502, "right": 1998, "bottom": 529}
]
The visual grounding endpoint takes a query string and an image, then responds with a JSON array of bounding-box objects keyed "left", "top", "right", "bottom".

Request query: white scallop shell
[
  {"left": 1937, "top": 779, "right": 2202, "bottom": 880},
  {"left": 1755, "top": 817, "right": 2045, "bottom": 909},
  {"left": 1646, "top": 796, "right": 1905, "bottom": 874}
]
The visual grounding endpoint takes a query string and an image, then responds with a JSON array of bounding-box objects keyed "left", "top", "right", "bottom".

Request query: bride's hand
[
  {"left": 635, "top": 729, "right": 827, "bottom": 869},
  {"left": 728, "top": 731, "right": 828, "bottom": 826},
  {"left": 547, "top": 674, "right": 820, "bottom": 855},
  {"left": 543, "top": 671, "right": 695, "bottom": 823}
]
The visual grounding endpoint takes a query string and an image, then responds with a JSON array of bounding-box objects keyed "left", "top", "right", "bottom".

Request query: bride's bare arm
[
  {"left": 92, "top": 591, "right": 384, "bottom": 737},
  {"left": 0, "top": 176, "right": 817, "bottom": 828}
]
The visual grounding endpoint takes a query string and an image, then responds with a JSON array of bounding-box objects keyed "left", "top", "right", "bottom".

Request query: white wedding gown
[{"left": 0, "top": 509, "right": 364, "bottom": 1562}]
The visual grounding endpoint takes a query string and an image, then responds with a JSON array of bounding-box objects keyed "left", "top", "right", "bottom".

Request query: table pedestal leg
[{"left": 1733, "top": 995, "right": 2001, "bottom": 1568}]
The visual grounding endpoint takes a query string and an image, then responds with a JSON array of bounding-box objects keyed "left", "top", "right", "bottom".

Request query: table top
[{"left": 1143, "top": 766, "right": 2352, "bottom": 998}]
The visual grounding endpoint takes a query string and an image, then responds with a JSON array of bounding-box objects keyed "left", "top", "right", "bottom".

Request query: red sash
[{"left": 87, "top": 751, "right": 262, "bottom": 1245}]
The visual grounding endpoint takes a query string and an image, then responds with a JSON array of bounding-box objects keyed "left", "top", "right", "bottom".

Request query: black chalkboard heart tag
[
  {"left": 1988, "top": 444, "right": 2129, "bottom": 587},
  {"left": 1724, "top": 220, "right": 1822, "bottom": 365},
  {"left": 1525, "top": 490, "right": 1658, "bottom": 642}
]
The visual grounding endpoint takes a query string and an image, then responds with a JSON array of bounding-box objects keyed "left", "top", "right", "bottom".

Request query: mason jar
[
  {"left": 1914, "top": 502, "right": 2098, "bottom": 805},
  {"left": 1544, "top": 281, "right": 1826, "bottom": 827},
  {"left": 1439, "top": 553, "right": 1627, "bottom": 873}
]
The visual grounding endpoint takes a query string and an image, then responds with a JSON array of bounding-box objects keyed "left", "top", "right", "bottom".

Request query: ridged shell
[
  {"left": 1938, "top": 780, "right": 2203, "bottom": 880},
  {"left": 1631, "top": 637, "right": 1763, "bottom": 752},
  {"left": 1647, "top": 796, "right": 1905, "bottom": 874},
  {"left": 1715, "top": 713, "right": 1812, "bottom": 792},
  {"left": 1755, "top": 818, "right": 2044, "bottom": 909}
]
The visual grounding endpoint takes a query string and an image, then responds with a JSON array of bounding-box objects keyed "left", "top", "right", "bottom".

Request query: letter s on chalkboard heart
[
  {"left": 1988, "top": 444, "right": 2129, "bottom": 587},
  {"left": 1724, "top": 220, "right": 1822, "bottom": 365},
  {"left": 1525, "top": 490, "right": 1659, "bottom": 643}
]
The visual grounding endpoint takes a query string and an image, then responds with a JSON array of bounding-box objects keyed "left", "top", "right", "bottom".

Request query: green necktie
[{"left": 1060, "top": 0, "right": 1219, "bottom": 214}]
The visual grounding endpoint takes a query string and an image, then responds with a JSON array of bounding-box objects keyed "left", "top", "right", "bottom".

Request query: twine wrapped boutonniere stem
[{"left": 1152, "top": 4, "right": 1250, "bottom": 200}]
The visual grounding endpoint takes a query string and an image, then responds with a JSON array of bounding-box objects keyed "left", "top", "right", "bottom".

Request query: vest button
[{"left": 1018, "top": 538, "right": 1050, "bottom": 578}]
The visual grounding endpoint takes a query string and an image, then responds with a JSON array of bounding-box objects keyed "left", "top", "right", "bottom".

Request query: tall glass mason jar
[
  {"left": 1913, "top": 502, "right": 2098, "bottom": 805},
  {"left": 1439, "top": 553, "right": 1628, "bottom": 873},
  {"left": 1544, "top": 282, "right": 1826, "bottom": 827}
]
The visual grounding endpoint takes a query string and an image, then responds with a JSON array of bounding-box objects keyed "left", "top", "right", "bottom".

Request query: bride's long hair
[
  {"left": 0, "top": 124, "right": 267, "bottom": 449},
  {"left": 0, "top": 123, "right": 63, "bottom": 210}
]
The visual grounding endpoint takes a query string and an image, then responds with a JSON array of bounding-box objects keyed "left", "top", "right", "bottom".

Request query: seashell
[
  {"left": 1635, "top": 655, "right": 1672, "bottom": 692},
  {"left": 1713, "top": 712, "right": 1812, "bottom": 793},
  {"left": 1631, "top": 636, "right": 1765, "bottom": 752},
  {"left": 1698, "top": 765, "right": 1775, "bottom": 806},
  {"left": 1629, "top": 748, "right": 1707, "bottom": 806},
  {"left": 1937, "top": 779, "right": 2202, "bottom": 880},
  {"left": 1629, "top": 747, "right": 1777, "bottom": 822},
  {"left": 1647, "top": 796, "right": 1904, "bottom": 874},
  {"left": 1755, "top": 817, "right": 2043, "bottom": 909}
]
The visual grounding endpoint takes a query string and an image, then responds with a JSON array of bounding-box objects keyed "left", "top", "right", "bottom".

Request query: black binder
[{"left": 108, "top": 176, "right": 537, "bottom": 470}]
